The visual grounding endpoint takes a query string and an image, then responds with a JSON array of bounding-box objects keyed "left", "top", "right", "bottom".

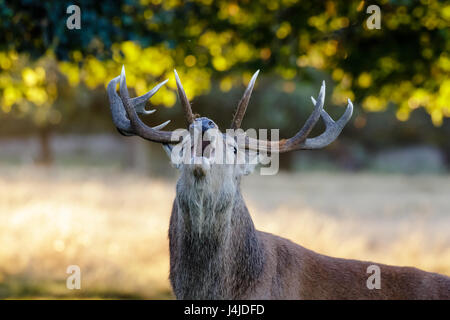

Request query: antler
[
  {"left": 233, "top": 75, "right": 353, "bottom": 152},
  {"left": 107, "top": 66, "right": 195, "bottom": 144},
  {"left": 174, "top": 69, "right": 195, "bottom": 126},
  {"left": 231, "top": 70, "right": 260, "bottom": 129}
]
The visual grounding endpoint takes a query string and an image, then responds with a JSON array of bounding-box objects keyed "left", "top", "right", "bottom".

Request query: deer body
[
  {"left": 108, "top": 66, "right": 450, "bottom": 300},
  {"left": 168, "top": 169, "right": 450, "bottom": 300}
]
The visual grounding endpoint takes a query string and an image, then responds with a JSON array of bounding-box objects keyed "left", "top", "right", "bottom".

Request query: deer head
[{"left": 107, "top": 66, "right": 353, "bottom": 190}]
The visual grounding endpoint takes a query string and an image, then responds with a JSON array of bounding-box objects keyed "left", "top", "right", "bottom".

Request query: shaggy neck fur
[{"left": 168, "top": 167, "right": 265, "bottom": 299}]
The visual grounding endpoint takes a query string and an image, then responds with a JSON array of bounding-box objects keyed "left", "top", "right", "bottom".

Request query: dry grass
[{"left": 0, "top": 165, "right": 449, "bottom": 299}]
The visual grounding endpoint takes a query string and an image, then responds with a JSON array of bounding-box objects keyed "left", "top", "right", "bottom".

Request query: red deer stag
[{"left": 107, "top": 66, "right": 450, "bottom": 299}]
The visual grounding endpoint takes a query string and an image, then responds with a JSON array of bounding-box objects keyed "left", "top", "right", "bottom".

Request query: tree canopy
[{"left": 0, "top": 0, "right": 449, "bottom": 127}]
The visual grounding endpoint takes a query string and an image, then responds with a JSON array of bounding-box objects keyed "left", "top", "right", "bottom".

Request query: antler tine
[
  {"left": 281, "top": 81, "right": 325, "bottom": 150},
  {"left": 174, "top": 69, "right": 195, "bottom": 126},
  {"left": 107, "top": 72, "right": 172, "bottom": 136},
  {"left": 299, "top": 97, "right": 353, "bottom": 149},
  {"left": 129, "top": 79, "right": 168, "bottom": 115},
  {"left": 107, "top": 66, "right": 176, "bottom": 144},
  {"left": 239, "top": 80, "right": 353, "bottom": 153},
  {"left": 231, "top": 70, "right": 260, "bottom": 130},
  {"left": 107, "top": 75, "right": 133, "bottom": 135}
]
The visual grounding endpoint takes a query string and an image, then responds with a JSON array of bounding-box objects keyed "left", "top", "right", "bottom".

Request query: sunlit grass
[{"left": 0, "top": 166, "right": 449, "bottom": 299}]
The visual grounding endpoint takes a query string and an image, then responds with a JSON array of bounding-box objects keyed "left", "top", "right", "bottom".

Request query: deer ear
[{"left": 162, "top": 144, "right": 181, "bottom": 169}]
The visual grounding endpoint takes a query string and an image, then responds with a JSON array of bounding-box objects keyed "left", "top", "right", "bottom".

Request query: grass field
[{"left": 0, "top": 165, "right": 449, "bottom": 299}]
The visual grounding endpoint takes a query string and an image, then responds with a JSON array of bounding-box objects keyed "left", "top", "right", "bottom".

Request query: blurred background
[{"left": 0, "top": 0, "right": 449, "bottom": 299}]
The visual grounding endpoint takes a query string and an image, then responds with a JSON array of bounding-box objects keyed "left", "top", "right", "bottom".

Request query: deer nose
[{"left": 193, "top": 117, "right": 216, "bottom": 133}]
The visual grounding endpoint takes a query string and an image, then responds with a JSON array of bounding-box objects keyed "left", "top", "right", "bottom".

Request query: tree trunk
[{"left": 36, "top": 126, "right": 53, "bottom": 165}]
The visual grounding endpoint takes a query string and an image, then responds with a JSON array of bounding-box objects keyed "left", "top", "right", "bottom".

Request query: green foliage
[{"left": 0, "top": 0, "right": 449, "bottom": 126}]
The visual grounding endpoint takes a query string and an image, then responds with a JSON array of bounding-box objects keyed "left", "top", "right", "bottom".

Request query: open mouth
[
  {"left": 190, "top": 137, "right": 214, "bottom": 158},
  {"left": 202, "top": 140, "right": 210, "bottom": 152}
]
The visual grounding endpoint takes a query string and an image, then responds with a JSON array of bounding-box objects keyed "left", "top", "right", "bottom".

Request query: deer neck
[{"left": 170, "top": 175, "right": 265, "bottom": 299}]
